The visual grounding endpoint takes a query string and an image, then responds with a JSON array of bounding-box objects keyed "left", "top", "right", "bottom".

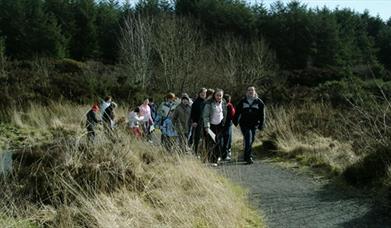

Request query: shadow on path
[{"left": 218, "top": 160, "right": 391, "bottom": 228}]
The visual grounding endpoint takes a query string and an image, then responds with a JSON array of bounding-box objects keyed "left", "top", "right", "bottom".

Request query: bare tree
[
  {"left": 119, "top": 14, "right": 153, "bottom": 89},
  {"left": 119, "top": 14, "right": 276, "bottom": 96},
  {"left": 151, "top": 15, "right": 204, "bottom": 92},
  {"left": 214, "top": 37, "right": 276, "bottom": 95}
]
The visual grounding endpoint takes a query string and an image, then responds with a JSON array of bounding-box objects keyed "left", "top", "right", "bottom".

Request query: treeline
[
  {"left": 0, "top": 0, "right": 125, "bottom": 62},
  {"left": 0, "top": 0, "right": 390, "bottom": 70},
  {"left": 2, "top": 0, "right": 391, "bottom": 108}
]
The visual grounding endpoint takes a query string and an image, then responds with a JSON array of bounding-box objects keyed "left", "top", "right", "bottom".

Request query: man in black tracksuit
[{"left": 233, "top": 86, "right": 265, "bottom": 164}]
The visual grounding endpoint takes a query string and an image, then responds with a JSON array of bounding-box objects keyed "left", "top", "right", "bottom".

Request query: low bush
[
  {"left": 343, "top": 144, "right": 391, "bottom": 186},
  {"left": 262, "top": 104, "right": 359, "bottom": 174},
  {"left": 1, "top": 59, "right": 151, "bottom": 107},
  {"left": 284, "top": 67, "right": 344, "bottom": 87}
]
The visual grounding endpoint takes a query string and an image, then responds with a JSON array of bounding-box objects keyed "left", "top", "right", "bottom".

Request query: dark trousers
[
  {"left": 142, "top": 122, "right": 152, "bottom": 140},
  {"left": 87, "top": 125, "right": 95, "bottom": 142},
  {"left": 191, "top": 124, "right": 203, "bottom": 156},
  {"left": 206, "top": 123, "right": 224, "bottom": 163},
  {"left": 222, "top": 125, "right": 232, "bottom": 159},
  {"left": 240, "top": 126, "right": 257, "bottom": 161}
]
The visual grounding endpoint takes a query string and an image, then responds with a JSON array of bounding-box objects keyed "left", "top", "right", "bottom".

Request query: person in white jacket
[
  {"left": 100, "top": 96, "right": 112, "bottom": 118},
  {"left": 128, "top": 107, "right": 144, "bottom": 140}
]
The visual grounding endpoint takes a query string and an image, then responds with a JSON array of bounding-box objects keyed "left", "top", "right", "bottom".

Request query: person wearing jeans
[
  {"left": 222, "top": 94, "right": 235, "bottom": 161},
  {"left": 233, "top": 86, "right": 265, "bottom": 164},
  {"left": 203, "top": 89, "right": 227, "bottom": 166}
]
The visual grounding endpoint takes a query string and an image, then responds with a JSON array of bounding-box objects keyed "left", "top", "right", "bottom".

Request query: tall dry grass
[
  {"left": 340, "top": 97, "right": 391, "bottom": 191},
  {"left": 262, "top": 103, "right": 359, "bottom": 174},
  {"left": 262, "top": 101, "right": 391, "bottom": 207},
  {"left": 0, "top": 103, "right": 263, "bottom": 227}
]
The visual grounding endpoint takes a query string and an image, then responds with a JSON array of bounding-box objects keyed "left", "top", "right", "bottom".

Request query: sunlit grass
[{"left": 0, "top": 103, "right": 264, "bottom": 227}]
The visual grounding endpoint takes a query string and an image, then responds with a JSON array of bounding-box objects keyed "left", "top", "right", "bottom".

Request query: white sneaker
[{"left": 211, "top": 163, "right": 218, "bottom": 167}]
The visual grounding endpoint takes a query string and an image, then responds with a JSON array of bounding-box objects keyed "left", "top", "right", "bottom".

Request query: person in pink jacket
[{"left": 139, "top": 98, "right": 154, "bottom": 141}]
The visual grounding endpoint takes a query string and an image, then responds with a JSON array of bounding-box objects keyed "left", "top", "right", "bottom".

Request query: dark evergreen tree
[
  {"left": 135, "top": 0, "right": 173, "bottom": 16},
  {"left": 69, "top": 0, "right": 98, "bottom": 60},
  {"left": 0, "top": 0, "right": 66, "bottom": 58},
  {"left": 96, "top": 0, "right": 121, "bottom": 63},
  {"left": 335, "top": 9, "right": 376, "bottom": 66},
  {"left": 44, "top": 0, "right": 76, "bottom": 57},
  {"left": 176, "top": 0, "right": 255, "bottom": 39},
  {"left": 260, "top": 1, "right": 315, "bottom": 69},
  {"left": 312, "top": 7, "right": 340, "bottom": 67},
  {"left": 377, "top": 27, "right": 391, "bottom": 70}
]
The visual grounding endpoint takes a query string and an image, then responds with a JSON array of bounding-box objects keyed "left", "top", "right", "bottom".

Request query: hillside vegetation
[
  {"left": 260, "top": 101, "right": 391, "bottom": 207},
  {"left": 0, "top": 104, "right": 263, "bottom": 227},
  {"left": 1, "top": 0, "right": 391, "bottom": 220}
]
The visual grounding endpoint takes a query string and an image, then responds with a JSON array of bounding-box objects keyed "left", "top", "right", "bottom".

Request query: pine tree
[
  {"left": 0, "top": 0, "right": 66, "bottom": 58},
  {"left": 69, "top": 0, "right": 98, "bottom": 60},
  {"left": 312, "top": 7, "right": 340, "bottom": 67},
  {"left": 96, "top": 0, "right": 121, "bottom": 62}
]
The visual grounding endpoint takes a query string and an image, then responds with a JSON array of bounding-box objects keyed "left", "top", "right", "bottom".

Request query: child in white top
[{"left": 128, "top": 107, "right": 144, "bottom": 139}]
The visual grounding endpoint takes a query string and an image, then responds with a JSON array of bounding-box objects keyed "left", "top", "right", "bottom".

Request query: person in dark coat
[
  {"left": 86, "top": 103, "right": 101, "bottom": 142},
  {"left": 233, "top": 86, "right": 265, "bottom": 164},
  {"left": 148, "top": 97, "right": 158, "bottom": 123},
  {"left": 102, "top": 102, "right": 117, "bottom": 135},
  {"left": 173, "top": 95, "right": 192, "bottom": 147},
  {"left": 189, "top": 88, "right": 207, "bottom": 156}
]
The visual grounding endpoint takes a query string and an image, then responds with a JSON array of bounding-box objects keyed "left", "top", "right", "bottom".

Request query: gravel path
[{"left": 219, "top": 160, "right": 391, "bottom": 228}]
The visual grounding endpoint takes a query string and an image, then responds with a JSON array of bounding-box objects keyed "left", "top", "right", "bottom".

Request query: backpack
[{"left": 157, "top": 101, "right": 176, "bottom": 126}]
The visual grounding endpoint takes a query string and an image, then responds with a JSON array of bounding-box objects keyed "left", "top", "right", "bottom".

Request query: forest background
[
  {"left": 1, "top": 0, "right": 391, "bottom": 106},
  {"left": 1, "top": 0, "right": 391, "bottom": 204}
]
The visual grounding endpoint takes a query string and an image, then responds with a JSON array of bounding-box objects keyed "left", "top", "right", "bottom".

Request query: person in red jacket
[
  {"left": 222, "top": 94, "right": 235, "bottom": 161},
  {"left": 86, "top": 103, "right": 101, "bottom": 142}
]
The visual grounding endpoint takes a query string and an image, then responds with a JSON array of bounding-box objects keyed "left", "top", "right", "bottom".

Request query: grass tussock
[
  {"left": 261, "top": 101, "right": 391, "bottom": 208},
  {"left": 263, "top": 104, "right": 359, "bottom": 174},
  {"left": 0, "top": 103, "right": 263, "bottom": 227}
]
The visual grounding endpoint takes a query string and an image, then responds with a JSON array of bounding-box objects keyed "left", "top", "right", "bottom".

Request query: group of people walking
[{"left": 86, "top": 86, "right": 265, "bottom": 166}]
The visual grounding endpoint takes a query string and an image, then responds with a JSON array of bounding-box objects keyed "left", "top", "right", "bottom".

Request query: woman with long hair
[{"left": 202, "top": 89, "right": 227, "bottom": 166}]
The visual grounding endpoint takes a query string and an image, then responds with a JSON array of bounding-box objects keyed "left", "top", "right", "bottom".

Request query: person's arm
[
  {"left": 190, "top": 100, "right": 198, "bottom": 123},
  {"left": 222, "top": 101, "right": 227, "bottom": 126},
  {"left": 187, "top": 110, "right": 192, "bottom": 131},
  {"left": 155, "top": 103, "right": 164, "bottom": 126},
  {"left": 258, "top": 99, "right": 265, "bottom": 130},
  {"left": 111, "top": 110, "right": 115, "bottom": 121},
  {"left": 190, "top": 103, "right": 199, "bottom": 127},
  {"left": 140, "top": 115, "right": 146, "bottom": 123},
  {"left": 233, "top": 100, "right": 242, "bottom": 126},
  {"left": 172, "top": 108, "right": 179, "bottom": 123},
  {"left": 230, "top": 104, "right": 236, "bottom": 120},
  {"left": 203, "top": 102, "right": 211, "bottom": 129},
  {"left": 146, "top": 106, "right": 153, "bottom": 124}
]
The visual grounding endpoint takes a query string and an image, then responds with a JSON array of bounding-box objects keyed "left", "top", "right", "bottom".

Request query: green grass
[
  {"left": 0, "top": 214, "right": 38, "bottom": 228},
  {"left": 0, "top": 123, "right": 52, "bottom": 150},
  {"left": 222, "top": 179, "right": 265, "bottom": 228}
]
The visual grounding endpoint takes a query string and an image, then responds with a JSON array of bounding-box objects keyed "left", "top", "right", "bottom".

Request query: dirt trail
[{"left": 219, "top": 160, "right": 391, "bottom": 228}]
